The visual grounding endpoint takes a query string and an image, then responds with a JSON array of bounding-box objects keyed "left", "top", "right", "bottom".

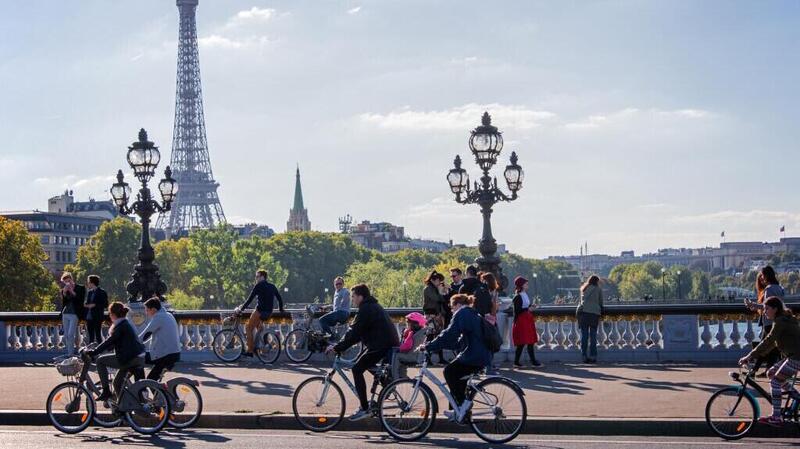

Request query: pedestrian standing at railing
[
  {"left": 577, "top": 275, "right": 603, "bottom": 364},
  {"left": 83, "top": 275, "right": 108, "bottom": 344},
  {"left": 422, "top": 270, "right": 448, "bottom": 364},
  {"left": 512, "top": 276, "right": 543, "bottom": 368},
  {"left": 59, "top": 272, "right": 85, "bottom": 356},
  {"left": 480, "top": 272, "right": 501, "bottom": 374}
]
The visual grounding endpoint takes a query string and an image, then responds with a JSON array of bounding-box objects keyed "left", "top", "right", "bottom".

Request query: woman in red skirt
[{"left": 512, "top": 276, "right": 543, "bottom": 368}]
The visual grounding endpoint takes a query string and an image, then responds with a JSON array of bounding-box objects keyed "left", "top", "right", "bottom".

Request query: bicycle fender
[
  {"left": 166, "top": 377, "right": 200, "bottom": 389},
  {"left": 732, "top": 385, "right": 760, "bottom": 418},
  {"left": 418, "top": 382, "right": 439, "bottom": 415}
]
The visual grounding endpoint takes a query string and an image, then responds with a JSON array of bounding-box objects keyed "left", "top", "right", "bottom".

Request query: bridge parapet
[{"left": 1, "top": 302, "right": 783, "bottom": 363}]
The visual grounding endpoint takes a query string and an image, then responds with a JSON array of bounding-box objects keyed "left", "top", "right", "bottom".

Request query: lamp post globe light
[
  {"left": 110, "top": 128, "right": 178, "bottom": 302},
  {"left": 447, "top": 112, "right": 523, "bottom": 292}
]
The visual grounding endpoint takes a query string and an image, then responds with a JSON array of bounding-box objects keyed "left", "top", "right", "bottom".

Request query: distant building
[
  {"left": 287, "top": 166, "right": 311, "bottom": 232},
  {"left": 233, "top": 223, "right": 276, "bottom": 239},
  {"left": 409, "top": 238, "right": 453, "bottom": 253},
  {"left": 347, "top": 220, "right": 405, "bottom": 251},
  {"left": 1, "top": 191, "right": 118, "bottom": 276}
]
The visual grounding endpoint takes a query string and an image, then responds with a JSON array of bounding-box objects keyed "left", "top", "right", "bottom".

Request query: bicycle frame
[
  {"left": 728, "top": 366, "right": 800, "bottom": 419},
  {"left": 314, "top": 356, "right": 389, "bottom": 409},
  {"left": 406, "top": 358, "right": 488, "bottom": 421}
]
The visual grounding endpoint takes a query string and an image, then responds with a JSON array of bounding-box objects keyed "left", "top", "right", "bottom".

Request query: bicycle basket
[
  {"left": 220, "top": 312, "right": 237, "bottom": 326},
  {"left": 291, "top": 313, "right": 309, "bottom": 329},
  {"left": 56, "top": 357, "right": 83, "bottom": 377}
]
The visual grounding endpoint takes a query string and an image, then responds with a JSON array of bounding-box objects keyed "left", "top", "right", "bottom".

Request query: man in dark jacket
[
  {"left": 84, "top": 275, "right": 108, "bottom": 344},
  {"left": 328, "top": 283, "right": 399, "bottom": 421},
  {"left": 460, "top": 266, "right": 493, "bottom": 316},
  {"left": 236, "top": 269, "right": 285, "bottom": 357},
  {"left": 88, "top": 302, "right": 146, "bottom": 401}
]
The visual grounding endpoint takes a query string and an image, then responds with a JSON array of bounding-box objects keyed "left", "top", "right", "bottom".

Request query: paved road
[
  {"left": 0, "top": 427, "right": 793, "bottom": 448},
  {"left": 0, "top": 362, "right": 745, "bottom": 418}
]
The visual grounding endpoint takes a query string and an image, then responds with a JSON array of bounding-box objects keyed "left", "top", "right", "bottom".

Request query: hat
[
  {"left": 405, "top": 312, "right": 427, "bottom": 327},
  {"left": 514, "top": 276, "right": 529, "bottom": 291}
]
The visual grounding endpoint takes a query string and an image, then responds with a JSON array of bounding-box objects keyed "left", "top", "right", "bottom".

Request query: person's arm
[
  {"left": 598, "top": 289, "right": 604, "bottom": 315},
  {"left": 334, "top": 306, "right": 367, "bottom": 352},
  {"left": 93, "top": 324, "right": 121, "bottom": 354},
  {"left": 748, "top": 322, "right": 782, "bottom": 360},
  {"left": 399, "top": 330, "right": 414, "bottom": 353},
  {"left": 240, "top": 284, "right": 258, "bottom": 310},
  {"left": 426, "top": 311, "right": 463, "bottom": 352},
  {"left": 512, "top": 295, "right": 523, "bottom": 319},
  {"left": 274, "top": 285, "right": 284, "bottom": 312},
  {"left": 138, "top": 314, "right": 161, "bottom": 343}
]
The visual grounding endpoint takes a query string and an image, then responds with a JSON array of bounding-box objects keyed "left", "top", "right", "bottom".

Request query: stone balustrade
[{"left": 2, "top": 302, "right": 791, "bottom": 363}]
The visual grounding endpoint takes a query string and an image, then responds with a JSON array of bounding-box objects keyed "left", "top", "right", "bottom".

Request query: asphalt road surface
[{"left": 0, "top": 427, "right": 796, "bottom": 449}]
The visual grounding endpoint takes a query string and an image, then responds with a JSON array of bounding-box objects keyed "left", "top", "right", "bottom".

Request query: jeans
[
  {"left": 444, "top": 361, "right": 482, "bottom": 406},
  {"left": 145, "top": 352, "right": 181, "bottom": 381},
  {"left": 319, "top": 310, "right": 350, "bottom": 335},
  {"left": 62, "top": 313, "right": 79, "bottom": 355},
  {"left": 96, "top": 354, "right": 145, "bottom": 398},
  {"left": 352, "top": 348, "right": 391, "bottom": 410},
  {"left": 86, "top": 319, "right": 102, "bottom": 344},
  {"left": 578, "top": 312, "right": 600, "bottom": 358}
]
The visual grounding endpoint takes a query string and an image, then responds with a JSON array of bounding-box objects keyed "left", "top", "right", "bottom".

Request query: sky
[{"left": 1, "top": 0, "right": 798, "bottom": 259}]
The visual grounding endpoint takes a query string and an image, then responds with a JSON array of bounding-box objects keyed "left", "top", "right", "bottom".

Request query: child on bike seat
[
  {"left": 739, "top": 296, "right": 800, "bottom": 427},
  {"left": 395, "top": 312, "right": 427, "bottom": 378}
]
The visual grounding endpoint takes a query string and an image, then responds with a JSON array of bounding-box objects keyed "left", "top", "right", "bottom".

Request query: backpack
[
  {"left": 479, "top": 314, "right": 502, "bottom": 353},
  {"left": 473, "top": 283, "right": 493, "bottom": 316}
]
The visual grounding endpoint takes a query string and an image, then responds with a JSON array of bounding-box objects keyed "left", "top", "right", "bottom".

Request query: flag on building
[
  {"left": 780, "top": 225, "right": 785, "bottom": 233},
  {"left": 720, "top": 231, "right": 725, "bottom": 238}
]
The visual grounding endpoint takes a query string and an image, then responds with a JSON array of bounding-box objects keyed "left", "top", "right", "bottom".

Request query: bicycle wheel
[
  {"left": 255, "top": 330, "right": 281, "bottom": 364},
  {"left": 340, "top": 341, "right": 363, "bottom": 364},
  {"left": 124, "top": 381, "right": 171, "bottom": 435},
  {"left": 285, "top": 329, "right": 313, "bottom": 363},
  {"left": 92, "top": 381, "right": 123, "bottom": 427},
  {"left": 705, "top": 386, "right": 757, "bottom": 440},
  {"left": 468, "top": 377, "right": 527, "bottom": 444},
  {"left": 292, "top": 376, "right": 345, "bottom": 432},
  {"left": 168, "top": 381, "right": 203, "bottom": 429},
  {"left": 378, "top": 378, "right": 435, "bottom": 441},
  {"left": 212, "top": 329, "right": 243, "bottom": 362},
  {"left": 46, "top": 382, "right": 95, "bottom": 434}
]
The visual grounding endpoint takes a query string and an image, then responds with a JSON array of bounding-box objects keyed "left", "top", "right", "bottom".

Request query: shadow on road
[{"left": 56, "top": 429, "right": 231, "bottom": 447}]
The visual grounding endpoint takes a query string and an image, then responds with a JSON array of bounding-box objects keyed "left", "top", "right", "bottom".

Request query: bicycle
[
  {"left": 706, "top": 362, "right": 800, "bottom": 439},
  {"left": 123, "top": 363, "right": 203, "bottom": 429},
  {"left": 377, "top": 351, "right": 527, "bottom": 444},
  {"left": 284, "top": 305, "right": 362, "bottom": 363},
  {"left": 46, "top": 347, "right": 171, "bottom": 435},
  {"left": 212, "top": 310, "right": 282, "bottom": 364},
  {"left": 292, "top": 352, "right": 394, "bottom": 432}
]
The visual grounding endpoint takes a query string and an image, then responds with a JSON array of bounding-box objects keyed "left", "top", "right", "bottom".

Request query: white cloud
[
  {"left": 359, "top": 103, "right": 558, "bottom": 131},
  {"left": 671, "top": 209, "right": 800, "bottom": 225},
  {"left": 563, "top": 107, "right": 713, "bottom": 130},
  {"left": 198, "top": 34, "right": 270, "bottom": 49},
  {"left": 233, "top": 7, "right": 276, "bottom": 24},
  {"left": 347, "top": 6, "right": 362, "bottom": 15}
]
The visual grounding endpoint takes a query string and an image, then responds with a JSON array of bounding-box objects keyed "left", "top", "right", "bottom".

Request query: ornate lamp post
[
  {"left": 447, "top": 112, "right": 524, "bottom": 292},
  {"left": 110, "top": 129, "right": 178, "bottom": 302}
]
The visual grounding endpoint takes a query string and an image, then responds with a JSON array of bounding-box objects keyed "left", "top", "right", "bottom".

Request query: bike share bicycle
[
  {"left": 377, "top": 350, "right": 527, "bottom": 444},
  {"left": 212, "top": 309, "right": 282, "bottom": 364},
  {"left": 46, "top": 346, "right": 171, "bottom": 435},
  {"left": 284, "top": 305, "right": 362, "bottom": 363},
  {"left": 706, "top": 360, "right": 800, "bottom": 439},
  {"left": 123, "top": 363, "right": 204, "bottom": 429},
  {"left": 292, "top": 352, "right": 396, "bottom": 431}
]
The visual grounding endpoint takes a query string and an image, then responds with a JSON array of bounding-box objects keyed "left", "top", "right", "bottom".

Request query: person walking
[
  {"left": 59, "top": 272, "right": 85, "bottom": 355},
  {"left": 480, "top": 272, "right": 501, "bottom": 374},
  {"left": 235, "top": 269, "right": 285, "bottom": 358},
  {"left": 87, "top": 302, "right": 146, "bottom": 402},
  {"left": 512, "top": 276, "right": 543, "bottom": 368},
  {"left": 83, "top": 275, "right": 108, "bottom": 344},
  {"left": 327, "top": 284, "right": 400, "bottom": 421},
  {"left": 319, "top": 277, "right": 351, "bottom": 338},
  {"left": 422, "top": 294, "right": 492, "bottom": 422},
  {"left": 747, "top": 266, "right": 785, "bottom": 376},
  {"left": 577, "top": 275, "right": 603, "bottom": 364},
  {"left": 422, "top": 270, "right": 447, "bottom": 364},
  {"left": 139, "top": 297, "right": 182, "bottom": 381}
]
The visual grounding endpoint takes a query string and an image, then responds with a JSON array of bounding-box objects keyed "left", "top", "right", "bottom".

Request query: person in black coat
[
  {"left": 83, "top": 275, "right": 108, "bottom": 344},
  {"left": 59, "top": 272, "right": 85, "bottom": 355},
  {"left": 329, "top": 284, "right": 399, "bottom": 421},
  {"left": 87, "top": 302, "right": 146, "bottom": 401}
]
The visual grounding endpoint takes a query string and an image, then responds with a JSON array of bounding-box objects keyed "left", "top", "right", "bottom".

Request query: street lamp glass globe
[
  {"left": 158, "top": 167, "right": 178, "bottom": 204},
  {"left": 447, "top": 166, "right": 469, "bottom": 194},
  {"left": 468, "top": 112, "right": 503, "bottom": 171}
]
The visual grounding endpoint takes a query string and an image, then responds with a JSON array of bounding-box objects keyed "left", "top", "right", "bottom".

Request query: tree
[
  {"left": 227, "top": 237, "right": 288, "bottom": 307},
  {"left": 345, "top": 259, "right": 429, "bottom": 308},
  {"left": 184, "top": 227, "right": 237, "bottom": 307},
  {"left": 0, "top": 217, "right": 58, "bottom": 311},
  {"left": 265, "top": 232, "right": 371, "bottom": 303},
  {"left": 65, "top": 217, "right": 140, "bottom": 301},
  {"left": 154, "top": 238, "right": 191, "bottom": 294}
]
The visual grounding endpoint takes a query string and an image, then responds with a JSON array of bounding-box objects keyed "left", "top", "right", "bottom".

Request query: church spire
[
  {"left": 293, "top": 164, "right": 304, "bottom": 211},
  {"left": 287, "top": 164, "right": 311, "bottom": 232}
]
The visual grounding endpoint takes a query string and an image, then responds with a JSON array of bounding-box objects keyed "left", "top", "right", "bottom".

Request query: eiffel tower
[{"left": 156, "top": 0, "right": 226, "bottom": 238}]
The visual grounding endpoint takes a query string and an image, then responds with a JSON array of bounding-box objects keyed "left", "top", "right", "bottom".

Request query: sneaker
[
  {"left": 513, "top": 361, "right": 523, "bottom": 368},
  {"left": 587, "top": 358, "right": 597, "bottom": 364},
  {"left": 443, "top": 410, "right": 458, "bottom": 422},
  {"left": 582, "top": 357, "right": 590, "bottom": 364},
  {"left": 348, "top": 409, "right": 370, "bottom": 421},
  {"left": 242, "top": 352, "right": 254, "bottom": 358},
  {"left": 486, "top": 368, "right": 500, "bottom": 375},
  {"left": 96, "top": 391, "right": 112, "bottom": 402},
  {"left": 758, "top": 416, "right": 783, "bottom": 427},
  {"left": 531, "top": 360, "right": 544, "bottom": 368}
]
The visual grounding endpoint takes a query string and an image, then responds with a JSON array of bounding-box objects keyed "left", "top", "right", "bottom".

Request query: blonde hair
[{"left": 60, "top": 272, "right": 73, "bottom": 282}]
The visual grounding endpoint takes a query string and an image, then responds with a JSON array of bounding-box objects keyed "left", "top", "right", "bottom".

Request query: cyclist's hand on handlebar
[
  {"left": 324, "top": 344, "right": 336, "bottom": 355},
  {"left": 738, "top": 355, "right": 750, "bottom": 367}
]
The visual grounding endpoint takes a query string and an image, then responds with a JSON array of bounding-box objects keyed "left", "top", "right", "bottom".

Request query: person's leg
[
  {"left": 526, "top": 344, "right": 537, "bottom": 364},
  {"left": 767, "top": 359, "right": 789, "bottom": 418},
  {"left": 148, "top": 356, "right": 168, "bottom": 381},
  {"left": 351, "top": 350, "right": 387, "bottom": 411},
  {"left": 244, "top": 310, "right": 261, "bottom": 353},
  {"left": 113, "top": 357, "right": 144, "bottom": 401},
  {"left": 89, "top": 320, "right": 102, "bottom": 344},
  {"left": 96, "top": 353, "right": 121, "bottom": 397},
  {"left": 444, "top": 361, "right": 478, "bottom": 406},
  {"left": 319, "top": 311, "right": 335, "bottom": 335},
  {"left": 578, "top": 313, "right": 589, "bottom": 360},
  {"left": 514, "top": 345, "right": 524, "bottom": 365},
  {"left": 589, "top": 321, "right": 599, "bottom": 359},
  {"left": 62, "top": 314, "right": 77, "bottom": 355}
]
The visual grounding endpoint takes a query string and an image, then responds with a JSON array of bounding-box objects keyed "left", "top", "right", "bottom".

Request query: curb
[{"left": 3, "top": 410, "right": 799, "bottom": 437}]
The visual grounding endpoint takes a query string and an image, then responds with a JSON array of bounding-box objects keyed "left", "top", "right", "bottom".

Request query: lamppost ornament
[
  {"left": 110, "top": 128, "right": 179, "bottom": 302},
  {"left": 447, "top": 112, "right": 524, "bottom": 293}
]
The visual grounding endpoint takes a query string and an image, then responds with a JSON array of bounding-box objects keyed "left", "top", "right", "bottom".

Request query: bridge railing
[{"left": 2, "top": 301, "right": 788, "bottom": 363}]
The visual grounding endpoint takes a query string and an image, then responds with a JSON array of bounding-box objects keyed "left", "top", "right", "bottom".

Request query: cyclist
[
  {"left": 139, "top": 297, "right": 181, "bottom": 380},
  {"left": 326, "top": 283, "right": 399, "bottom": 421},
  {"left": 738, "top": 296, "right": 800, "bottom": 426},
  {"left": 87, "top": 302, "right": 146, "bottom": 402},
  {"left": 235, "top": 269, "right": 285, "bottom": 358},
  {"left": 421, "top": 293, "right": 491, "bottom": 422},
  {"left": 318, "top": 277, "right": 351, "bottom": 339}
]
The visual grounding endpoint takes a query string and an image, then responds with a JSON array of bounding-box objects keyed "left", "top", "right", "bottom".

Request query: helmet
[{"left": 405, "top": 312, "right": 427, "bottom": 327}]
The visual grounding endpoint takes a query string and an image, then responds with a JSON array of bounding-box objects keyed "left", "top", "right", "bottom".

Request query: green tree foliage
[
  {"left": 227, "top": 237, "right": 288, "bottom": 307},
  {"left": 184, "top": 226, "right": 237, "bottom": 305},
  {"left": 65, "top": 217, "right": 140, "bottom": 301},
  {"left": 264, "top": 232, "right": 371, "bottom": 303},
  {"left": 344, "top": 259, "right": 429, "bottom": 308},
  {"left": 154, "top": 238, "right": 191, "bottom": 294},
  {"left": 168, "top": 289, "right": 204, "bottom": 310},
  {"left": 0, "top": 217, "right": 58, "bottom": 311}
]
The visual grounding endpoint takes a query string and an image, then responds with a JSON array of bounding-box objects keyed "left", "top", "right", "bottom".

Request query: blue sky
[{"left": 1, "top": 1, "right": 798, "bottom": 258}]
